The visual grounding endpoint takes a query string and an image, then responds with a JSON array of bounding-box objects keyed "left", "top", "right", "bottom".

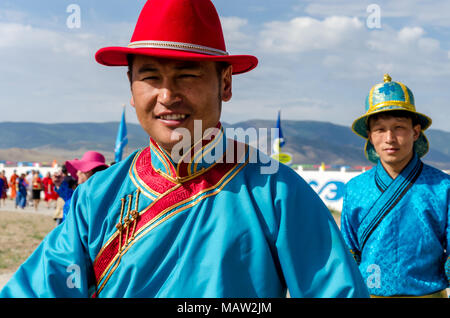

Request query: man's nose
[
  {"left": 158, "top": 80, "right": 181, "bottom": 106},
  {"left": 385, "top": 129, "right": 396, "bottom": 143}
]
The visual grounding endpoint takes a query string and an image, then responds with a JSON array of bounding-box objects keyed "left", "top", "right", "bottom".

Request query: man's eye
[
  {"left": 142, "top": 76, "right": 159, "bottom": 81},
  {"left": 179, "top": 74, "right": 198, "bottom": 78}
]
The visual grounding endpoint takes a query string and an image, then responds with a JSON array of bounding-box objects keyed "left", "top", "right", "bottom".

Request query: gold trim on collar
[
  {"left": 190, "top": 127, "right": 224, "bottom": 174},
  {"left": 128, "top": 149, "right": 162, "bottom": 199},
  {"left": 150, "top": 142, "right": 172, "bottom": 177}
]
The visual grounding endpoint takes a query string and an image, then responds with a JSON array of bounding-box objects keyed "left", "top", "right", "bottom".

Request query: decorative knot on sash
[{"left": 93, "top": 189, "right": 141, "bottom": 292}]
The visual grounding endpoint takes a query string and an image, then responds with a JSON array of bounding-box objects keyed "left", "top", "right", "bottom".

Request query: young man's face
[
  {"left": 368, "top": 114, "right": 421, "bottom": 171},
  {"left": 128, "top": 55, "right": 232, "bottom": 154}
]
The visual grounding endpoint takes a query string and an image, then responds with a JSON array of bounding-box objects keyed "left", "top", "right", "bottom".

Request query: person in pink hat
[
  {"left": 53, "top": 151, "right": 109, "bottom": 223},
  {"left": 65, "top": 151, "right": 109, "bottom": 185},
  {"left": 1, "top": 0, "right": 367, "bottom": 298}
]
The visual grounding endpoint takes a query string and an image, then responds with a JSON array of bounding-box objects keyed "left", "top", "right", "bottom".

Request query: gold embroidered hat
[{"left": 352, "top": 74, "right": 432, "bottom": 163}]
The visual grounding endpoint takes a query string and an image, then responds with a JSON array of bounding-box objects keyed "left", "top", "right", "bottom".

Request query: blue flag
[
  {"left": 114, "top": 107, "right": 128, "bottom": 162},
  {"left": 276, "top": 110, "right": 285, "bottom": 147}
]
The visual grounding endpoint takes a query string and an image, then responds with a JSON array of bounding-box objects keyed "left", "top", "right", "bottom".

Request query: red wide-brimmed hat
[
  {"left": 65, "top": 151, "right": 109, "bottom": 180},
  {"left": 95, "top": 0, "right": 258, "bottom": 75}
]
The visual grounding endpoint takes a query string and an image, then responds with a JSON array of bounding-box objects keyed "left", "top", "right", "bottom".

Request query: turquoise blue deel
[
  {"left": 0, "top": 127, "right": 369, "bottom": 298},
  {"left": 341, "top": 153, "right": 450, "bottom": 296}
]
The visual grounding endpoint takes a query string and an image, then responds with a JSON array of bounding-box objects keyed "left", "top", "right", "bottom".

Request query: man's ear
[
  {"left": 367, "top": 130, "right": 372, "bottom": 144},
  {"left": 221, "top": 65, "right": 232, "bottom": 102},
  {"left": 412, "top": 124, "right": 421, "bottom": 141}
]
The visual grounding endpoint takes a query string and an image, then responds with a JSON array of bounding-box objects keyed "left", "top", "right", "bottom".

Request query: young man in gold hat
[
  {"left": 0, "top": 0, "right": 368, "bottom": 298},
  {"left": 341, "top": 74, "right": 450, "bottom": 298}
]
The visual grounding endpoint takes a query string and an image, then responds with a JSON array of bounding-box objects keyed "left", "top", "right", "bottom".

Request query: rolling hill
[{"left": 0, "top": 120, "right": 448, "bottom": 169}]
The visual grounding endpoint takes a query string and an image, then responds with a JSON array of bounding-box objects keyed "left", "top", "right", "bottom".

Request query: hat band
[
  {"left": 368, "top": 100, "right": 416, "bottom": 113},
  {"left": 128, "top": 40, "right": 229, "bottom": 56}
]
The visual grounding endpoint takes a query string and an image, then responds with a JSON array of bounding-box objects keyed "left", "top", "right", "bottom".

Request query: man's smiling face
[{"left": 128, "top": 55, "right": 232, "bottom": 154}]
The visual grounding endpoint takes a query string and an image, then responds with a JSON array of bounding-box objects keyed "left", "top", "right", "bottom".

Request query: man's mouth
[
  {"left": 157, "top": 114, "right": 188, "bottom": 120},
  {"left": 384, "top": 148, "right": 399, "bottom": 154},
  {"left": 155, "top": 113, "right": 190, "bottom": 126}
]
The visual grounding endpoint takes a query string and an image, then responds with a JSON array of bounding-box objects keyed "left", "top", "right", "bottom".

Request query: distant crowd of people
[
  {"left": 0, "top": 170, "right": 58, "bottom": 211},
  {"left": 0, "top": 151, "right": 109, "bottom": 226}
]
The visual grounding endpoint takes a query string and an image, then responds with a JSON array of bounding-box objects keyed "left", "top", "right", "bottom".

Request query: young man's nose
[
  {"left": 385, "top": 129, "right": 396, "bottom": 143},
  {"left": 158, "top": 80, "right": 181, "bottom": 106}
]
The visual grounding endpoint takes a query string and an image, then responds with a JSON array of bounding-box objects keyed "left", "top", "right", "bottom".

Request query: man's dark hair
[
  {"left": 367, "top": 110, "right": 421, "bottom": 131},
  {"left": 127, "top": 54, "right": 134, "bottom": 78},
  {"left": 91, "top": 165, "right": 108, "bottom": 174}
]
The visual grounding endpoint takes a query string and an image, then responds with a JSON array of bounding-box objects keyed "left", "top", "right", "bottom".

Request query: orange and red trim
[{"left": 92, "top": 138, "right": 249, "bottom": 297}]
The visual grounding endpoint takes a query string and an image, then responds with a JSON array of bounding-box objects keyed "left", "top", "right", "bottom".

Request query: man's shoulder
[
  {"left": 244, "top": 144, "right": 303, "bottom": 180},
  {"left": 346, "top": 168, "right": 375, "bottom": 188},
  {"left": 420, "top": 162, "right": 450, "bottom": 184},
  {"left": 236, "top": 145, "right": 317, "bottom": 200}
]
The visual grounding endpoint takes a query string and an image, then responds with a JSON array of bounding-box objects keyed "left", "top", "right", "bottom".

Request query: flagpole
[
  {"left": 123, "top": 104, "right": 128, "bottom": 158},
  {"left": 114, "top": 104, "right": 128, "bottom": 163}
]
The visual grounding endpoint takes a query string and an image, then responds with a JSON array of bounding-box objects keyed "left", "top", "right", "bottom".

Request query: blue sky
[{"left": 1, "top": 0, "right": 449, "bottom": 132}]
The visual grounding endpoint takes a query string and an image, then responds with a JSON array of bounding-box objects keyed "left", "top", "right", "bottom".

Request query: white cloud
[
  {"left": 259, "top": 16, "right": 364, "bottom": 53},
  {"left": 0, "top": 3, "right": 448, "bottom": 132},
  {"left": 220, "top": 16, "right": 252, "bottom": 51},
  {"left": 302, "top": 0, "right": 450, "bottom": 26},
  {"left": 0, "top": 20, "right": 133, "bottom": 123},
  {"left": 302, "top": 1, "right": 368, "bottom": 18},
  {"left": 395, "top": 27, "right": 440, "bottom": 53},
  {"left": 397, "top": 26, "right": 425, "bottom": 43},
  {"left": 221, "top": 17, "right": 249, "bottom": 41},
  {"left": 0, "top": 8, "right": 29, "bottom": 23},
  {"left": 417, "top": 37, "right": 440, "bottom": 53},
  {"left": 0, "top": 22, "right": 97, "bottom": 57},
  {"left": 241, "top": 11, "right": 450, "bottom": 130}
]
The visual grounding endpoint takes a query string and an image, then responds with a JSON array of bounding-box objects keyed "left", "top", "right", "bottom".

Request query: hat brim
[
  {"left": 65, "top": 159, "right": 108, "bottom": 180},
  {"left": 95, "top": 47, "right": 258, "bottom": 75},
  {"left": 352, "top": 107, "right": 432, "bottom": 139},
  {"left": 364, "top": 131, "right": 430, "bottom": 164}
]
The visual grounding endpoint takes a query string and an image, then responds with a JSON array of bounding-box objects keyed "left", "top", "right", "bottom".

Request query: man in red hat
[{"left": 1, "top": 0, "right": 368, "bottom": 298}]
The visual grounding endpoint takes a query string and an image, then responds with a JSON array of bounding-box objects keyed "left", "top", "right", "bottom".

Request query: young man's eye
[
  {"left": 179, "top": 73, "right": 198, "bottom": 78},
  {"left": 143, "top": 76, "right": 159, "bottom": 81}
]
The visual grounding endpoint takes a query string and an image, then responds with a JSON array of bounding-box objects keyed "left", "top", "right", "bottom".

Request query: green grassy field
[{"left": 0, "top": 211, "right": 54, "bottom": 274}]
